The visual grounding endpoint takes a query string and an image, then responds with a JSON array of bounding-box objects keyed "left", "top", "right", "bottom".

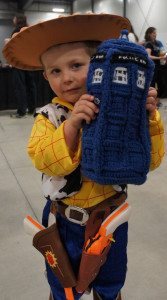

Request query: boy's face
[{"left": 42, "top": 42, "right": 91, "bottom": 104}]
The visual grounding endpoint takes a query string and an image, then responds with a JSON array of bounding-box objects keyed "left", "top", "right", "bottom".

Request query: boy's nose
[{"left": 62, "top": 71, "right": 72, "bottom": 83}]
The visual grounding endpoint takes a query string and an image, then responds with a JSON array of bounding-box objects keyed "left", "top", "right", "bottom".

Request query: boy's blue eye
[
  {"left": 73, "top": 63, "right": 81, "bottom": 69},
  {"left": 53, "top": 69, "right": 60, "bottom": 74}
]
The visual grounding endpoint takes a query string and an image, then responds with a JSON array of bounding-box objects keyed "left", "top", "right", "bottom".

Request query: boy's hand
[
  {"left": 69, "top": 94, "right": 99, "bottom": 130},
  {"left": 64, "top": 94, "right": 99, "bottom": 151},
  {"left": 146, "top": 87, "right": 157, "bottom": 120}
]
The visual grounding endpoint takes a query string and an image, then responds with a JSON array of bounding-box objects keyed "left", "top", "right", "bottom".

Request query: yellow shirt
[{"left": 27, "top": 97, "right": 164, "bottom": 208}]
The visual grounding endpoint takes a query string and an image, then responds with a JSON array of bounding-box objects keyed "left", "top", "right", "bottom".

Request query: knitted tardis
[{"left": 81, "top": 30, "right": 154, "bottom": 185}]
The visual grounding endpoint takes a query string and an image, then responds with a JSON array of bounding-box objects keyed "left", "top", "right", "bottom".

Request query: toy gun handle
[
  {"left": 23, "top": 216, "right": 45, "bottom": 236},
  {"left": 100, "top": 202, "right": 132, "bottom": 236}
]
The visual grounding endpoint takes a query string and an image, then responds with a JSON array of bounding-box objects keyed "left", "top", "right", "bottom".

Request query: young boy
[{"left": 3, "top": 14, "right": 164, "bottom": 300}]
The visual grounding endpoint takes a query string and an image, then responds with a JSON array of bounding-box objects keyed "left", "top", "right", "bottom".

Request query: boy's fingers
[
  {"left": 146, "top": 97, "right": 155, "bottom": 103},
  {"left": 78, "top": 104, "right": 98, "bottom": 117},
  {"left": 148, "top": 88, "right": 157, "bottom": 97},
  {"left": 77, "top": 99, "right": 99, "bottom": 113},
  {"left": 80, "top": 97, "right": 95, "bottom": 103}
]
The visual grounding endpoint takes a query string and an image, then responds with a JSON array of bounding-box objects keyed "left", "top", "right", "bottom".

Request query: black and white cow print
[{"left": 36, "top": 103, "right": 82, "bottom": 201}]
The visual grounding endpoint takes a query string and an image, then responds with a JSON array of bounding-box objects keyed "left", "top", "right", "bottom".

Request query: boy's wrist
[
  {"left": 64, "top": 120, "right": 80, "bottom": 152},
  {"left": 66, "top": 119, "right": 81, "bottom": 133}
]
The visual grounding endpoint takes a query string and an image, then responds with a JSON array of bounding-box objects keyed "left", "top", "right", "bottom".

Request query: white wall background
[
  {"left": 0, "top": 0, "right": 167, "bottom": 63},
  {"left": 74, "top": 0, "right": 167, "bottom": 49},
  {"left": 73, "top": 0, "right": 92, "bottom": 13},
  {"left": 73, "top": 0, "right": 167, "bottom": 48},
  {"left": 73, "top": 0, "right": 124, "bottom": 15},
  {"left": 126, "top": 0, "right": 167, "bottom": 49}
]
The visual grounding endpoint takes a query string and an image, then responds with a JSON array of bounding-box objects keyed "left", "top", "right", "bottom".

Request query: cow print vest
[{"left": 36, "top": 103, "right": 82, "bottom": 201}]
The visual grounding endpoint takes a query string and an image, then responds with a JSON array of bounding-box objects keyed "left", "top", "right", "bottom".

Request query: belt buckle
[{"left": 65, "top": 205, "right": 89, "bottom": 226}]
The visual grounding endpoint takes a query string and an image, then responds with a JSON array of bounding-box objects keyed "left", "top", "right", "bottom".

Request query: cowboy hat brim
[{"left": 3, "top": 13, "right": 131, "bottom": 70}]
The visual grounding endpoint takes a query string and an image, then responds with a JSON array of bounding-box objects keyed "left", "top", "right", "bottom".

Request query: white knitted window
[
  {"left": 137, "top": 70, "right": 145, "bottom": 89},
  {"left": 113, "top": 67, "right": 128, "bottom": 84},
  {"left": 92, "top": 68, "right": 103, "bottom": 83}
]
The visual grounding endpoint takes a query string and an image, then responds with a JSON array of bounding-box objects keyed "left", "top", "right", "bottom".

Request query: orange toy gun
[
  {"left": 76, "top": 202, "right": 132, "bottom": 293},
  {"left": 85, "top": 202, "right": 132, "bottom": 255},
  {"left": 23, "top": 216, "right": 75, "bottom": 300}
]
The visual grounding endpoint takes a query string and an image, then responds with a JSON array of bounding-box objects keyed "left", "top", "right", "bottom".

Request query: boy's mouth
[{"left": 64, "top": 88, "right": 79, "bottom": 93}]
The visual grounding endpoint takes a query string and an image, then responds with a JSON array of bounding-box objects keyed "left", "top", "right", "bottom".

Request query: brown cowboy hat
[{"left": 3, "top": 13, "right": 130, "bottom": 70}]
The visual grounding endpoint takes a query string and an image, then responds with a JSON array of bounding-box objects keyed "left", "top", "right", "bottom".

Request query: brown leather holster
[
  {"left": 75, "top": 206, "right": 112, "bottom": 293},
  {"left": 76, "top": 244, "right": 111, "bottom": 293},
  {"left": 33, "top": 223, "right": 77, "bottom": 288},
  {"left": 76, "top": 193, "right": 127, "bottom": 293}
]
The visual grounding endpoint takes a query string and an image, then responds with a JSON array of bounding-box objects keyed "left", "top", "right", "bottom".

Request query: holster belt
[{"left": 53, "top": 192, "right": 127, "bottom": 225}]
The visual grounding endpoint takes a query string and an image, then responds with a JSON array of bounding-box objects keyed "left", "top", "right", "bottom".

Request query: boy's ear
[{"left": 43, "top": 71, "right": 48, "bottom": 81}]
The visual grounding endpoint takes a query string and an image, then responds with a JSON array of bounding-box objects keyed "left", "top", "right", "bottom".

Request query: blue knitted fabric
[{"left": 81, "top": 30, "right": 154, "bottom": 185}]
